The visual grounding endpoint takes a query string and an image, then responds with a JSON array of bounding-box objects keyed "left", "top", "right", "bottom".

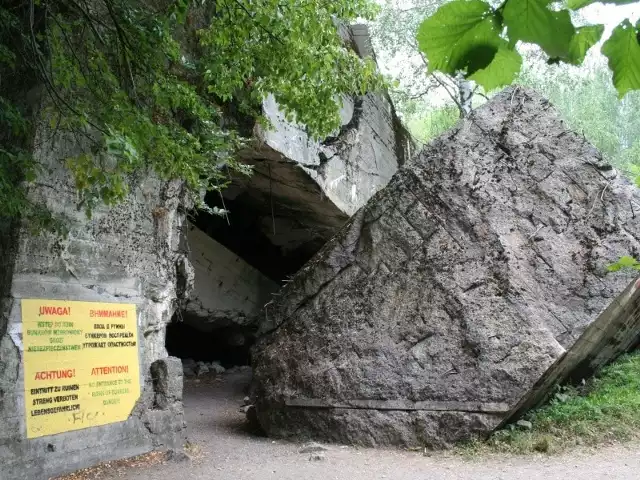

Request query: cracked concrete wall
[
  {"left": 0, "top": 127, "right": 190, "bottom": 479},
  {"left": 183, "top": 222, "right": 278, "bottom": 332}
]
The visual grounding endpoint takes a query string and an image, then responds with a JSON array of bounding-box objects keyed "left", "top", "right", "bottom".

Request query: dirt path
[{"left": 68, "top": 370, "right": 640, "bottom": 480}]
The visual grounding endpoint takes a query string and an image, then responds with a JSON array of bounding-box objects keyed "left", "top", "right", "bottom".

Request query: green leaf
[
  {"left": 608, "top": 255, "right": 640, "bottom": 272},
  {"left": 469, "top": 46, "right": 523, "bottom": 91},
  {"left": 567, "top": 25, "right": 605, "bottom": 65},
  {"left": 567, "top": 0, "right": 637, "bottom": 10},
  {"left": 417, "top": 0, "right": 503, "bottom": 76},
  {"left": 602, "top": 20, "right": 640, "bottom": 98},
  {"left": 635, "top": 175, "right": 640, "bottom": 188},
  {"left": 503, "top": 0, "right": 575, "bottom": 58}
]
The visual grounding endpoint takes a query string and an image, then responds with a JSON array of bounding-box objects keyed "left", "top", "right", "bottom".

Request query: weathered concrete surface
[
  {"left": 251, "top": 87, "right": 640, "bottom": 447},
  {"left": 0, "top": 127, "right": 191, "bottom": 479},
  {"left": 183, "top": 222, "right": 278, "bottom": 332},
  {"left": 199, "top": 24, "right": 413, "bottom": 283}
]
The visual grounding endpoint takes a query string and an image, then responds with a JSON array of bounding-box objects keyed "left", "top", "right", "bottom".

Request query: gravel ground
[{"left": 58, "top": 369, "right": 640, "bottom": 480}]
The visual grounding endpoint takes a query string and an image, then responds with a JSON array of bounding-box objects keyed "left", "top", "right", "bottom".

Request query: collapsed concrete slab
[
  {"left": 251, "top": 87, "right": 640, "bottom": 447},
  {"left": 504, "top": 276, "right": 640, "bottom": 426}
]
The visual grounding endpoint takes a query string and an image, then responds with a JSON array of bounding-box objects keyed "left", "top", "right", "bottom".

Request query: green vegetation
[
  {"left": 461, "top": 352, "right": 640, "bottom": 454},
  {"left": 608, "top": 256, "right": 640, "bottom": 272},
  {"left": 405, "top": 105, "right": 460, "bottom": 143},
  {"left": 372, "top": 0, "right": 640, "bottom": 187},
  {"left": 1, "top": 0, "right": 384, "bottom": 228}
]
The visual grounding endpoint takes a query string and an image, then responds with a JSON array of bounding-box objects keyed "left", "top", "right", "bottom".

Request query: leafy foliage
[
  {"left": 417, "top": 0, "right": 640, "bottom": 98},
  {"left": 608, "top": 255, "right": 640, "bottom": 271},
  {"left": 602, "top": 19, "right": 640, "bottom": 98},
  {"left": 370, "top": 0, "right": 482, "bottom": 121},
  {"left": 0, "top": 0, "right": 383, "bottom": 228},
  {"left": 198, "top": 0, "right": 383, "bottom": 137},
  {"left": 503, "top": 0, "right": 575, "bottom": 59},
  {"left": 417, "top": 0, "right": 502, "bottom": 74},
  {"left": 469, "top": 47, "right": 522, "bottom": 91},
  {"left": 567, "top": 25, "right": 605, "bottom": 65}
]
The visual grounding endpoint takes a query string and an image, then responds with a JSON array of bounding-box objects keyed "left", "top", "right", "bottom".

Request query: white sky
[{"left": 580, "top": 4, "right": 639, "bottom": 34}]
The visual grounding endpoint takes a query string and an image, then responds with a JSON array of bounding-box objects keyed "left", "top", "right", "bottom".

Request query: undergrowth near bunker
[{"left": 461, "top": 351, "right": 640, "bottom": 455}]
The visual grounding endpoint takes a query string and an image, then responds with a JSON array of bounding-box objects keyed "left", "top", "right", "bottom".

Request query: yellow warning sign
[{"left": 21, "top": 299, "right": 140, "bottom": 438}]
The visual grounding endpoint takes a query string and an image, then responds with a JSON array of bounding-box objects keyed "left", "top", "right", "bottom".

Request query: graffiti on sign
[{"left": 22, "top": 299, "right": 140, "bottom": 438}]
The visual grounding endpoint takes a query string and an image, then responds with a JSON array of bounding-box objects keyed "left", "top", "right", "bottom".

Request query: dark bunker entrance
[
  {"left": 165, "top": 186, "right": 330, "bottom": 376},
  {"left": 165, "top": 318, "right": 252, "bottom": 370}
]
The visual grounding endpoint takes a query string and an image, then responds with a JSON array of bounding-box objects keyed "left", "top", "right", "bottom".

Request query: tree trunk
[{"left": 456, "top": 72, "right": 473, "bottom": 118}]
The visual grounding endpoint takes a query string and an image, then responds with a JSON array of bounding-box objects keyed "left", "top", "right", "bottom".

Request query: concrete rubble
[
  {"left": 181, "top": 358, "right": 226, "bottom": 378},
  {"left": 251, "top": 87, "right": 640, "bottom": 447}
]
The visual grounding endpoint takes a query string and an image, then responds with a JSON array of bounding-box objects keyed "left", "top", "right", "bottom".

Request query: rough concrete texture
[
  {"left": 251, "top": 87, "right": 640, "bottom": 448},
  {"left": 183, "top": 222, "right": 278, "bottom": 332},
  {"left": 0, "top": 126, "right": 190, "bottom": 479}
]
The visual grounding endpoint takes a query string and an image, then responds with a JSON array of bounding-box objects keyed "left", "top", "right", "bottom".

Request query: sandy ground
[{"left": 59, "top": 370, "right": 640, "bottom": 480}]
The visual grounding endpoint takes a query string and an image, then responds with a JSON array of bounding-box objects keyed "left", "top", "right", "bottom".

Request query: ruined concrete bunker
[{"left": 250, "top": 88, "right": 640, "bottom": 447}]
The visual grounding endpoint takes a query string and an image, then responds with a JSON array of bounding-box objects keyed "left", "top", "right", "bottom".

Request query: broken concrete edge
[
  {"left": 285, "top": 398, "right": 510, "bottom": 414},
  {"left": 500, "top": 276, "right": 640, "bottom": 428}
]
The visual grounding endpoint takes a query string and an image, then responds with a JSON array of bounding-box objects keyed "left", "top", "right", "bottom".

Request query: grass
[{"left": 459, "top": 351, "right": 640, "bottom": 455}]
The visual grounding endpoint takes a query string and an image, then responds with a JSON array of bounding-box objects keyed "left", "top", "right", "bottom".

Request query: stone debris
[
  {"left": 194, "top": 362, "right": 209, "bottom": 377},
  {"left": 182, "top": 359, "right": 226, "bottom": 378},
  {"left": 251, "top": 87, "right": 640, "bottom": 448},
  {"left": 210, "top": 361, "right": 226, "bottom": 374},
  {"left": 516, "top": 420, "right": 533, "bottom": 430},
  {"left": 225, "top": 365, "right": 252, "bottom": 375},
  {"left": 299, "top": 442, "right": 329, "bottom": 454},
  {"left": 182, "top": 358, "right": 196, "bottom": 378},
  {"left": 239, "top": 405, "right": 253, "bottom": 415},
  {"left": 308, "top": 453, "right": 327, "bottom": 462},
  {"left": 166, "top": 449, "right": 192, "bottom": 463}
]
